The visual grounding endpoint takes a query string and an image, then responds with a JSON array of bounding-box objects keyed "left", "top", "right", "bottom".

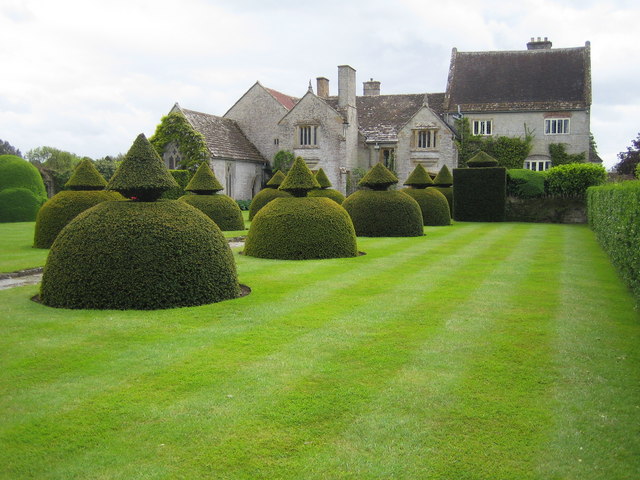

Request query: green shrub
[
  {"left": 184, "top": 162, "right": 221, "bottom": 193},
  {"left": 249, "top": 188, "right": 291, "bottom": 220},
  {"left": 180, "top": 194, "right": 245, "bottom": 231},
  {"left": 161, "top": 169, "right": 192, "bottom": 200},
  {"left": 64, "top": 158, "right": 108, "bottom": 190},
  {"left": 588, "top": 181, "right": 640, "bottom": 303},
  {"left": 272, "top": 150, "right": 295, "bottom": 173},
  {"left": 403, "top": 164, "right": 433, "bottom": 188},
  {"left": 0, "top": 188, "right": 44, "bottom": 223},
  {"left": 545, "top": 163, "right": 606, "bottom": 197},
  {"left": 549, "top": 143, "right": 586, "bottom": 165},
  {"left": 402, "top": 188, "right": 451, "bottom": 226},
  {"left": 429, "top": 186, "right": 453, "bottom": 215},
  {"left": 636, "top": 163, "right": 640, "bottom": 180},
  {"left": 358, "top": 163, "right": 398, "bottom": 190},
  {"left": 343, "top": 190, "right": 423, "bottom": 237},
  {"left": 33, "top": 190, "right": 123, "bottom": 248},
  {"left": 279, "top": 157, "right": 320, "bottom": 196},
  {"left": 236, "top": 199, "right": 251, "bottom": 211},
  {"left": 244, "top": 197, "right": 357, "bottom": 260},
  {"left": 433, "top": 165, "right": 453, "bottom": 186},
  {"left": 453, "top": 167, "right": 507, "bottom": 222},
  {"left": 507, "top": 169, "right": 545, "bottom": 198},
  {"left": 308, "top": 188, "right": 345, "bottom": 204},
  {"left": 40, "top": 200, "right": 240, "bottom": 309}
]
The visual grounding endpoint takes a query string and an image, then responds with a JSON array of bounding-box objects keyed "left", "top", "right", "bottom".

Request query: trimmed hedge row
[
  {"left": 33, "top": 190, "right": 123, "bottom": 248},
  {"left": 507, "top": 169, "right": 545, "bottom": 198},
  {"left": 453, "top": 167, "right": 506, "bottom": 222},
  {"left": 244, "top": 197, "right": 357, "bottom": 260},
  {"left": 180, "top": 193, "right": 245, "bottom": 231},
  {"left": 545, "top": 163, "right": 606, "bottom": 197},
  {"left": 40, "top": 200, "right": 240, "bottom": 310},
  {"left": 588, "top": 181, "right": 640, "bottom": 303}
]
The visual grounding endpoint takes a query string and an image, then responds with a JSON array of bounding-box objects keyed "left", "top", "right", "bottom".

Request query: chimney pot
[{"left": 363, "top": 79, "right": 381, "bottom": 96}]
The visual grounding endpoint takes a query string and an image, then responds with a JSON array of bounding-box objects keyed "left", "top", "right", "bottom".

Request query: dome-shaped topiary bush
[
  {"left": 244, "top": 157, "right": 357, "bottom": 260},
  {"left": 40, "top": 133, "right": 240, "bottom": 310},
  {"left": 33, "top": 159, "right": 123, "bottom": 248},
  {"left": 342, "top": 163, "right": 423, "bottom": 237},
  {"left": 430, "top": 165, "right": 454, "bottom": 214},
  {"left": 308, "top": 168, "right": 345, "bottom": 204},
  {"left": 179, "top": 162, "right": 244, "bottom": 231},
  {"left": 0, "top": 155, "right": 47, "bottom": 222},
  {"left": 40, "top": 201, "right": 240, "bottom": 309},
  {"left": 402, "top": 164, "right": 450, "bottom": 226},
  {"left": 248, "top": 170, "right": 291, "bottom": 220}
]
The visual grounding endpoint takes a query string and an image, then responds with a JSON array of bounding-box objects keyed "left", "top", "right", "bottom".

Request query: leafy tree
[
  {"left": 0, "top": 139, "right": 22, "bottom": 157},
  {"left": 94, "top": 155, "right": 123, "bottom": 181},
  {"left": 614, "top": 132, "right": 640, "bottom": 175},
  {"left": 548, "top": 143, "right": 586, "bottom": 165},
  {"left": 26, "top": 146, "right": 83, "bottom": 194},
  {"left": 272, "top": 150, "right": 295, "bottom": 173}
]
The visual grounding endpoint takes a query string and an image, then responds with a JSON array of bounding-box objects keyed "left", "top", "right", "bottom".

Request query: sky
[{"left": 1, "top": 0, "right": 639, "bottom": 169}]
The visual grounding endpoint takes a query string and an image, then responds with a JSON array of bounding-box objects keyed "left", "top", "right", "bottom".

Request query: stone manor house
[{"left": 161, "top": 37, "right": 595, "bottom": 199}]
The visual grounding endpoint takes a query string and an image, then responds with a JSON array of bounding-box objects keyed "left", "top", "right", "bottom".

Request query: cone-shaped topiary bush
[
  {"left": 107, "top": 133, "right": 178, "bottom": 201},
  {"left": 401, "top": 187, "right": 451, "bottom": 226},
  {"left": 403, "top": 164, "right": 433, "bottom": 188},
  {"left": 40, "top": 134, "right": 240, "bottom": 310},
  {"left": 0, "top": 155, "right": 47, "bottom": 222},
  {"left": 342, "top": 163, "right": 423, "bottom": 237},
  {"left": 34, "top": 159, "right": 123, "bottom": 248},
  {"left": 467, "top": 151, "right": 499, "bottom": 168},
  {"left": 430, "top": 165, "right": 454, "bottom": 214},
  {"left": 308, "top": 168, "right": 345, "bottom": 204},
  {"left": 179, "top": 162, "right": 244, "bottom": 231},
  {"left": 245, "top": 158, "right": 357, "bottom": 260},
  {"left": 248, "top": 170, "right": 291, "bottom": 220}
]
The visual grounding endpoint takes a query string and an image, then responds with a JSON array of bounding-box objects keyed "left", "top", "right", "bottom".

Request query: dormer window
[
  {"left": 298, "top": 125, "right": 318, "bottom": 147},
  {"left": 416, "top": 129, "right": 438, "bottom": 149}
]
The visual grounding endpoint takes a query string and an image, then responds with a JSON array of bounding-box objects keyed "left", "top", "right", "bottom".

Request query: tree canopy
[{"left": 614, "top": 132, "right": 640, "bottom": 175}]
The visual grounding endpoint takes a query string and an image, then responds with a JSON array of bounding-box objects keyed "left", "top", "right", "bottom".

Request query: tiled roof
[
  {"left": 444, "top": 45, "right": 590, "bottom": 112},
  {"left": 181, "top": 108, "right": 267, "bottom": 163},
  {"left": 266, "top": 88, "right": 299, "bottom": 110},
  {"left": 325, "top": 93, "right": 446, "bottom": 143}
]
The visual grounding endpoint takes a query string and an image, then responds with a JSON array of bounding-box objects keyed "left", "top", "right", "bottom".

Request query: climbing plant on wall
[{"left": 149, "top": 112, "right": 209, "bottom": 170}]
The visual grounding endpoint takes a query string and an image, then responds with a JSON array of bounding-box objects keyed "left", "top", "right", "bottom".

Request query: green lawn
[{"left": 0, "top": 221, "right": 638, "bottom": 479}]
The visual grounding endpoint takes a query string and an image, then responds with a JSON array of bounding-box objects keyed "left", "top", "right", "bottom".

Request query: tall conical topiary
[
  {"left": 248, "top": 170, "right": 291, "bottom": 220},
  {"left": 65, "top": 158, "right": 108, "bottom": 190},
  {"left": 404, "top": 164, "right": 434, "bottom": 189},
  {"left": 309, "top": 168, "right": 346, "bottom": 204},
  {"left": 185, "top": 162, "right": 223, "bottom": 194},
  {"left": 34, "top": 159, "right": 122, "bottom": 248},
  {"left": 433, "top": 165, "right": 453, "bottom": 186},
  {"left": 180, "top": 162, "right": 244, "bottom": 231},
  {"left": 266, "top": 170, "right": 286, "bottom": 188},
  {"left": 107, "top": 133, "right": 179, "bottom": 201},
  {"left": 358, "top": 162, "right": 399, "bottom": 191},
  {"left": 279, "top": 157, "right": 320, "bottom": 197},
  {"left": 467, "top": 151, "right": 499, "bottom": 168}
]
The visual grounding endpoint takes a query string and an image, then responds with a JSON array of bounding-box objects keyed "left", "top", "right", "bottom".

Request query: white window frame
[
  {"left": 415, "top": 129, "right": 438, "bottom": 150},
  {"left": 524, "top": 160, "right": 552, "bottom": 172},
  {"left": 473, "top": 120, "right": 492, "bottom": 136},
  {"left": 545, "top": 118, "right": 570, "bottom": 135},
  {"left": 298, "top": 125, "right": 318, "bottom": 147}
]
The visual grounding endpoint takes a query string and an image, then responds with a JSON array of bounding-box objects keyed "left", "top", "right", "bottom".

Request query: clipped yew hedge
[
  {"left": 453, "top": 167, "right": 506, "bottom": 222},
  {"left": 40, "top": 200, "right": 240, "bottom": 310},
  {"left": 244, "top": 197, "right": 357, "bottom": 260},
  {"left": 33, "top": 190, "right": 123, "bottom": 248},
  {"left": 0, "top": 155, "right": 47, "bottom": 222},
  {"left": 248, "top": 188, "right": 291, "bottom": 220},
  {"left": 588, "top": 181, "right": 640, "bottom": 302},
  {"left": 402, "top": 187, "right": 451, "bottom": 226},
  {"left": 308, "top": 188, "right": 345, "bottom": 204},
  {"left": 506, "top": 169, "right": 545, "bottom": 198},
  {"left": 180, "top": 194, "right": 245, "bottom": 231},
  {"left": 342, "top": 190, "right": 424, "bottom": 237}
]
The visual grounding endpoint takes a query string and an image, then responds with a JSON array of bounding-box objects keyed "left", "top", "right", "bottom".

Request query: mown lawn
[{"left": 0, "top": 221, "right": 638, "bottom": 479}]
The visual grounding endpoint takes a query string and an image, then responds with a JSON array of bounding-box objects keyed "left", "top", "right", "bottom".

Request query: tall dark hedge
[
  {"left": 342, "top": 190, "right": 424, "bottom": 237},
  {"left": 588, "top": 181, "right": 640, "bottom": 303},
  {"left": 453, "top": 167, "right": 506, "bottom": 222},
  {"left": 40, "top": 200, "right": 240, "bottom": 309},
  {"left": 244, "top": 197, "right": 357, "bottom": 260},
  {"left": 401, "top": 188, "right": 451, "bottom": 226},
  {"left": 33, "top": 190, "right": 123, "bottom": 248},
  {"left": 180, "top": 193, "right": 245, "bottom": 231}
]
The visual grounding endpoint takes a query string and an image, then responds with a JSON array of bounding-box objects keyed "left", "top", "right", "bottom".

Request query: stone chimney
[
  {"left": 316, "top": 77, "right": 329, "bottom": 98},
  {"left": 338, "top": 65, "right": 356, "bottom": 108},
  {"left": 527, "top": 37, "right": 552, "bottom": 50},
  {"left": 363, "top": 78, "right": 381, "bottom": 96}
]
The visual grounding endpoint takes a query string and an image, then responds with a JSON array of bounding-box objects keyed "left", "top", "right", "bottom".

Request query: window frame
[
  {"left": 472, "top": 120, "right": 493, "bottom": 136},
  {"left": 524, "top": 159, "right": 552, "bottom": 172},
  {"left": 415, "top": 129, "right": 438, "bottom": 150},
  {"left": 544, "top": 118, "right": 570, "bottom": 135},
  {"left": 297, "top": 124, "right": 319, "bottom": 147}
]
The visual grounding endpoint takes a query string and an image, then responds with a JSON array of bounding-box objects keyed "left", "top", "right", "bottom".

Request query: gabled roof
[
  {"left": 326, "top": 93, "right": 446, "bottom": 143},
  {"left": 444, "top": 44, "right": 591, "bottom": 112},
  {"left": 265, "top": 88, "right": 299, "bottom": 110},
  {"left": 179, "top": 107, "right": 267, "bottom": 163}
]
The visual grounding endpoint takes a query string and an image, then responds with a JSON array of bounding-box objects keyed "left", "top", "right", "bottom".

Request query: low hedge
[
  {"left": 33, "top": 190, "right": 123, "bottom": 248},
  {"left": 402, "top": 188, "right": 451, "bottom": 226},
  {"left": 342, "top": 190, "right": 423, "bottom": 237},
  {"left": 545, "top": 163, "right": 606, "bottom": 197},
  {"left": 248, "top": 188, "right": 291, "bottom": 220},
  {"left": 244, "top": 197, "right": 357, "bottom": 260},
  {"left": 40, "top": 200, "right": 240, "bottom": 309},
  {"left": 453, "top": 167, "right": 506, "bottom": 222},
  {"left": 308, "top": 188, "right": 345, "bottom": 204},
  {"left": 507, "top": 169, "right": 545, "bottom": 198},
  {"left": 588, "top": 181, "right": 640, "bottom": 303},
  {"left": 180, "top": 193, "right": 245, "bottom": 231}
]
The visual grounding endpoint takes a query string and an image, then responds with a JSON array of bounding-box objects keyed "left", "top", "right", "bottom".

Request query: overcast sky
[{"left": 2, "top": 0, "right": 639, "bottom": 169}]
